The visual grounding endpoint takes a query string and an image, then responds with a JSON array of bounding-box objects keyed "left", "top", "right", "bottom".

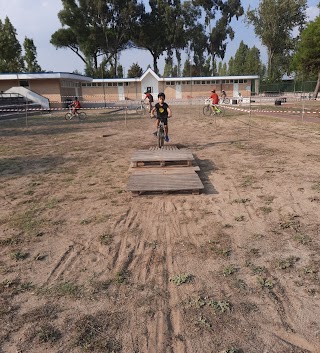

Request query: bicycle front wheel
[
  {"left": 203, "top": 105, "right": 211, "bottom": 116},
  {"left": 78, "top": 112, "right": 87, "bottom": 120},
  {"left": 224, "top": 98, "right": 230, "bottom": 104},
  {"left": 65, "top": 113, "right": 73, "bottom": 120},
  {"left": 158, "top": 129, "right": 164, "bottom": 148}
]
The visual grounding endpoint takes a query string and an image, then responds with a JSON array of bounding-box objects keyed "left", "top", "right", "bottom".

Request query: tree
[
  {"left": 23, "top": 37, "right": 42, "bottom": 72},
  {"left": 193, "top": 0, "right": 244, "bottom": 74},
  {"left": 218, "top": 61, "right": 228, "bottom": 76},
  {"left": 127, "top": 63, "right": 143, "bottom": 78},
  {"left": 232, "top": 41, "right": 249, "bottom": 74},
  {"left": 51, "top": 0, "right": 144, "bottom": 77},
  {"left": 292, "top": 15, "right": 320, "bottom": 98},
  {"left": 246, "top": 0, "right": 307, "bottom": 82},
  {"left": 0, "top": 16, "right": 24, "bottom": 72},
  {"left": 133, "top": 0, "right": 184, "bottom": 75},
  {"left": 230, "top": 42, "right": 264, "bottom": 76}
]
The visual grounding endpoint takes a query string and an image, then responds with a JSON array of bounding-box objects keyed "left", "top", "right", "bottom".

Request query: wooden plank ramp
[
  {"left": 127, "top": 145, "right": 204, "bottom": 194},
  {"left": 131, "top": 149, "right": 194, "bottom": 167}
]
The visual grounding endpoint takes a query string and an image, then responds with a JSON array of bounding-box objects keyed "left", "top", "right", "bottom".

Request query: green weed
[
  {"left": 234, "top": 215, "right": 245, "bottom": 222},
  {"left": 223, "top": 265, "right": 237, "bottom": 276},
  {"left": 10, "top": 209, "right": 45, "bottom": 234},
  {"left": 232, "top": 198, "right": 251, "bottom": 204},
  {"left": 294, "top": 233, "right": 311, "bottom": 245},
  {"left": 37, "top": 323, "right": 61, "bottom": 343},
  {"left": 169, "top": 274, "right": 192, "bottom": 286},
  {"left": 259, "top": 206, "right": 273, "bottom": 214},
  {"left": 100, "top": 233, "right": 113, "bottom": 245},
  {"left": 11, "top": 251, "right": 29, "bottom": 261},
  {"left": 279, "top": 214, "right": 300, "bottom": 231},
  {"left": 240, "top": 175, "right": 255, "bottom": 187},
  {"left": 208, "top": 300, "right": 231, "bottom": 313},
  {"left": 276, "top": 256, "right": 299, "bottom": 270},
  {"left": 257, "top": 277, "right": 274, "bottom": 289},
  {"left": 115, "top": 271, "right": 130, "bottom": 284}
]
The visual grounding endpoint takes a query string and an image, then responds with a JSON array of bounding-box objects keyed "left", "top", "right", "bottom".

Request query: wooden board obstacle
[{"left": 127, "top": 145, "right": 204, "bottom": 194}]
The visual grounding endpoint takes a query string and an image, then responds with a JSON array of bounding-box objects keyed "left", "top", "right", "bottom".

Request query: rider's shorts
[{"left": 157, "top": 117, "right": 168, "bottom": 126}]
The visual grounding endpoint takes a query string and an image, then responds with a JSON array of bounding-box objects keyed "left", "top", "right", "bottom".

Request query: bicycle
[
  {"left": 203, "top": 98, "right": 223, "bottom": 116},
  {"left": 65, "top": 107, "right": 87, "bottom": 120},
  {"left": 136, "top": 100, "right": 148, "bottom": 115},
  {"left": 157, "top": 119, "right": 166, "bottom": 148},
  {"left": 219, "top": 97, "right": 230, "bottom": 104}
]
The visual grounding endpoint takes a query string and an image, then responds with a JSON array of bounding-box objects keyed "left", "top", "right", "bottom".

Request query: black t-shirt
[{"left": 155, "top": 102, "right": 169, "bottom": 119}]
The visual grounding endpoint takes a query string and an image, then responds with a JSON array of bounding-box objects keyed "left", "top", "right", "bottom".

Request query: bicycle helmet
[
  {"left": 158, "top": 92, "right": 165, "bottom": 99},
  {"left": 211, "top": 90, "right": 215, "bottom": 93},
  {"left": 75, "top": 96, "right": 78, "bottom": 100}
]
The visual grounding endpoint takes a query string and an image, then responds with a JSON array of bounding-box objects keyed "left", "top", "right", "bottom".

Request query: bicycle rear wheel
[
  {"left": 203, "top": 105, "right": 211, "bottom": 116},
  {"left": 65, "top": 113, "right": 73, "bottom": 120},
  {"left": 78, "top": 112, "right": 87, "bottom": 120}
]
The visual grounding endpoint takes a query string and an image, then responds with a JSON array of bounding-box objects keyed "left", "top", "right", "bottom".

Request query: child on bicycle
[
  {"left": 209, "top": 89, "right": 221, "bottom": 113},
  {"left": 221, "top": 90, "right": 227, "bottom": 101},
  {"left": 70, "top": 97, "right": 81, "bottom": 115},
  {"left": 144, "top": 91, "right": 154, "bottom": 113},
  {"left": 150, "top": 92, "right": 172, "bottom": 142}
]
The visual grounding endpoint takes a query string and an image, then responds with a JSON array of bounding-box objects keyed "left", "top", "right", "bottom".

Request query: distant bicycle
[
  {"left": 203, "top": 98, "right": 223, "bottom": 116},
  {"left": 219, "top": 97, "right": 230, "bottom": 104},
  {"left": 136, "top": 100, "right": 147, "bottom": 115},
  {"left": 65, "top": 107, "right": 87, "bottom": 120}
]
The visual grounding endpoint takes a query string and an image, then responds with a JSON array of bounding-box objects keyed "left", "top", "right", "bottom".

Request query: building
[{"left": 0, "top": 69, "right": 259, "bottom": 109}]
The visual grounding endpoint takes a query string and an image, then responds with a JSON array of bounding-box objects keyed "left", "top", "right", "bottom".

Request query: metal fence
[{"left": 260, "top": 80, "right": 317, "bottom": 95}]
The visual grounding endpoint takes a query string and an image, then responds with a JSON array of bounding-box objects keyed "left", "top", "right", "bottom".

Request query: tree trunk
[
  {"left": 313, "top": 71, "right": 320, "bottom": 99},
  {"left": 153, "top": 55, "right": 159, "bottom": 75}
]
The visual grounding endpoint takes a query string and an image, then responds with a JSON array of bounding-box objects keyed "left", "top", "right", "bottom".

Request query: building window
[{"left": 19, "top": 80, "right": 29, "bottom": 87}]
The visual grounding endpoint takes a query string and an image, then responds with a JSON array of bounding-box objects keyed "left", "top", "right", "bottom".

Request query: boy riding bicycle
[
  {"left": 209, "top": 89, "right": 221, "bottom": 113},
  {"left": 150, "top": 92, "right": 172, "bottom": 142},
  {"left": 70, "top": 97, "right": 81, "bottom": 115}
]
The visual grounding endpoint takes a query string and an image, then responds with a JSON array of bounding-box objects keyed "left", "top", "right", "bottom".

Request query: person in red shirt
[
  {"left": 144, "top": 91, "right": 154, "bottom": 113},
  {"left": 209, "top": 89, "right": 221, "bottom": 114},
  {"left": 70, "top": 97, "right": 81, "bottom": 115},
  {"left": 210, "top": 89, "right": 219, "bottom": 105}
]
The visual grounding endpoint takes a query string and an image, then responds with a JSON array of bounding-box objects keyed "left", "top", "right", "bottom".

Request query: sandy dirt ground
[{"left": 0, "top": 105, "right": 320, "bottom": 353}]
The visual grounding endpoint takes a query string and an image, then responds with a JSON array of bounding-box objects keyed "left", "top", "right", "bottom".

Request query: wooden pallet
[
  {"left": 127, "top": 145, "right": 204, "bottom": 194},
  {"left": 127, "top": 173, "right": 204, "bottom": 194},
  {"left": 131, "top": 149, "right": 194, "bottom": 167}
]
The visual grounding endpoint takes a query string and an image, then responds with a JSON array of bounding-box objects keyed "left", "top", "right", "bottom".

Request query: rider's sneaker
[
  {"left": 165, "top": 135, "right": 169, "bottom": 142},
  {"left": 153, "top": 131, "right": 157, "bottom": 136}
]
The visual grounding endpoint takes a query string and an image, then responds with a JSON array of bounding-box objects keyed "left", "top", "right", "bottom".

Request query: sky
[{"left": 0, "top": 0, "right": 319, "bottom": 76}]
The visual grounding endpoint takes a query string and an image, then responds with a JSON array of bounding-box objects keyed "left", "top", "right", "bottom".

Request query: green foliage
[
  {"left": 246, "top": 0, "right": 307, "bottom": 82},
  {"left": 229, "top": 41, "right": 264, "bottom": 76},
  {"left": 51, "top": 0, "right": 144, "bottom": 76},
  {"left": 23, "top": 37, "right": 42, "bottom": 72},
  {"left": 292, "top": 16, "right": 320, "bottom": 97},
  {"left": 127, "top": 62, "right": 143, "bottom": 78},
  {"left": 0, "top": 16, "right": 24, "bottom": 72},
  {"left": 169, "top": 273, "right": 192, "bottom": 285}
]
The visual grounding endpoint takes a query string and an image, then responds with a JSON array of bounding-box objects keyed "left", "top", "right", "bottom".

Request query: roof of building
[{"left": 0, "top": 72, "right": 92, "bottom": 81}]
